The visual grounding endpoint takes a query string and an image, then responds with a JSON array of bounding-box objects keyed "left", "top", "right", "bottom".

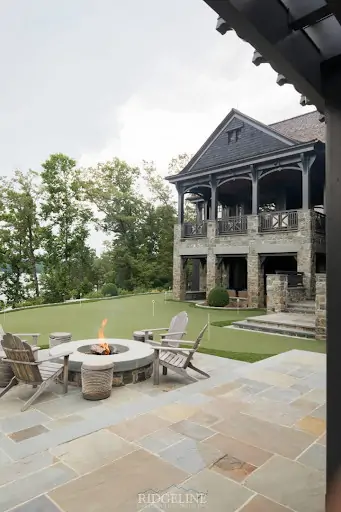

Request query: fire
[{"left": 98, "top": 318, "right": 110, "bottom": 355}]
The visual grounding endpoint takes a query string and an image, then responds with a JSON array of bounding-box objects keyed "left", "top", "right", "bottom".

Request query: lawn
[{"left": 0, "top": 294, "right": 325, "bottom": 362}]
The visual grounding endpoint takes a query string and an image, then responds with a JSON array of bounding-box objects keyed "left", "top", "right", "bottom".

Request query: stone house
[{"left": 167, "top": 109, "right": 326, "bottom": 307}]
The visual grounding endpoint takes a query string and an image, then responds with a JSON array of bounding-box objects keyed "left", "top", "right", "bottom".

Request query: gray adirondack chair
[
  {"left": 0, "top": 324, "right": 41, "bottom": 354},
  {"left": 153, "top": 324, "right": 209, "bottom": 384},
  {"left": 0, "top": 333, "right": 72, "bottom": 412},
  {"left": 143, "top": 311, "right": 188, "bottom": 348}
]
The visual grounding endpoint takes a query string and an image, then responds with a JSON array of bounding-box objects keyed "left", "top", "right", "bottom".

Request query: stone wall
[
  {"left": 315, "top": 273, "right": 326, "bottom": 341},
  {"left": 288, "top": 287, "right": 306, "bottom": 303},
  {"left": 172, "top": 225, "right": 186, "bottom": 300},
  {"left": 266, "top": 274, "right": 288, "bottom": 313}
]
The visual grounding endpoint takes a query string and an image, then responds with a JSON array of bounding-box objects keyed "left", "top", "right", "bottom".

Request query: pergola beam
[
  {"left": 205, "top": 0, "right": 325, "bottom": 112},
  {"left": 289, "top": 5, "right": 332, "bottom": 31}
]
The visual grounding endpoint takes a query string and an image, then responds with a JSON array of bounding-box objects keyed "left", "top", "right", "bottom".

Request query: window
[
  {"left": 226, "top": 127, "right": 242, "bottom": 144},
  {"left": 217, "top": 204, "right": 222, "bottom": 219}
]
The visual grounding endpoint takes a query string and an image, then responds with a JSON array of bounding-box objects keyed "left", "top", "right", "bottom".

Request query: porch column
[
  {"left": 210, "top": 175, "right": 217, "bottom": 220},
  {"left": 199, "top": 258, "right": 207, "bottom": 292},
  {"left": 247, "top": 251, "right": 264, "bottom": 308},
  {"left": 177, "top": 185, "right": 184, "bottom": 224},
  {"left": 172, "top": 225, "right": 186, "bottom": 300},
  {"left": 251, "top": 166, "right": 258, "bottom": 215},
  {"left": 325, "top": 100, "right": 341, "bottom": 493},
  {"left": 301, "top": 155, "right": 310, "bottom": 211}
]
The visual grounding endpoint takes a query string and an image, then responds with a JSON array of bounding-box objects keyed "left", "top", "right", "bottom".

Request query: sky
[{"left": 0, "top": 0, "right": 314, "bottom": 251}]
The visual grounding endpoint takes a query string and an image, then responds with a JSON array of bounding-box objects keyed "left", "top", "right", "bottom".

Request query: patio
[{"left": 0, "top": 349, "right": 325, "bottom": 512}]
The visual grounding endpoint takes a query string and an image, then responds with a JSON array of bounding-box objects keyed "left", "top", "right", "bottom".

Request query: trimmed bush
[
  {"left": 85, "top": 290, "right": 104, "bottom": 299},
  {"left": 207, "top": 286, "right": 230, "bottom": 308},
  {"left": 101, "top": 283, "right": 118, "bottom": 297}
]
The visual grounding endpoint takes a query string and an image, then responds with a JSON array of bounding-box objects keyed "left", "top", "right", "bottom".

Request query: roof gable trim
[{"left": 180, "top": 109, "right": 296, "bottom": 175}]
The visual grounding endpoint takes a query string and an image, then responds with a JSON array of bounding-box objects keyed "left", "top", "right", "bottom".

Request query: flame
[{"left": 98, "top": 318, "right": 110, "bottom": 355}]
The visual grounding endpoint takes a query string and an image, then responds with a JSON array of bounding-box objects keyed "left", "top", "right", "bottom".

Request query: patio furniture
[
  {"left": 153, "top": 324, "right": 209, "bottom": 385},
  {"left": 0, "top": 349, "right": 14, "bottom": 388},
  {"left": 49, "top": 332, "right": 72, "bottom": 349},
  {"left": 0, "top": 324, "right": 41, "bottom": 348},
  {"left": 139, "top": 311, "right": 188, "bottom": 347},
  {"left": 81, "top": 359, "right": 114, "bottom": 400},
  {"left": 133, "top": 331, "right": 154, "bottom": 343},
  {"left": 0, "top": 333, "right": 72, "bottom": 411}
]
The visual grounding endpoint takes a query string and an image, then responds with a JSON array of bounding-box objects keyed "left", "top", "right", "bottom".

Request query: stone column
[
  {"left": 266, "top": 274, "right": 288, "bottom": 313},
  {"left": 206, "top": 220, "right": 217, "bottom": 296},
  {"left": 301, "top": 157, "right": 310, "bottom": 210},
  {"left": 315, "top": 273, "right": 326, "bottom": 341},
  {"left": 247, "top": 252, "right": 263, "bottom": 308},
  {"left": 210, "top": 176, "right": 217, "bottom": 220},
  {"left": 251, "top": 166, "right": 258, "bottom": 215},
  {"left": 172, "top": 225, "right": 186, "bottom": 300},
  {"left": 297, "top": 210, "right": 315, "bottom": 298},
  {"left": 222, "top": 261, "right": 230, "bottom": 288},
  {"left": 177, "top": 186, "right": 184, "bottom": 224}
]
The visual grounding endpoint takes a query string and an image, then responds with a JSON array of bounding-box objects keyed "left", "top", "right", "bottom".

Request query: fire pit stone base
[{"left": 67, "top": 361, "right": 153, "bottom": 387}]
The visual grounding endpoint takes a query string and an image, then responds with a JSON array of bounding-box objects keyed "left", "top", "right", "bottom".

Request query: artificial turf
[{"left": 0, "top": 293, "right": 325, "bottom": 360}]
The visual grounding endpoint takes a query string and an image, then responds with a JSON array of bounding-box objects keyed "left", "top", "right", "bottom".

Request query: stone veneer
[
  {"left": 266, "top": 274, "right": 288, "bottom": 313},
  {"left": 67, "top": 362, "right": 154, "bottom": 387},
  {"left": 315, "top": 273, "right": 326, "bottom": 341},
  {"left": 173, "top": 210, "right": 323, "bottom": 307}
]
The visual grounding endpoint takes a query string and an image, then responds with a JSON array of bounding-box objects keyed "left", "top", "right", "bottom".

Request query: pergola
[{"left": 203, "top": 0, "right": 341, "bottom": 495}]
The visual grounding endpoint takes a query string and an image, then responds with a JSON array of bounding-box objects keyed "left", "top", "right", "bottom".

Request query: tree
[
  {"left": 0, "top": 170, "right": 41, "bottom": 306},
  {"left": 40, "top": 153, "right": 93, "bottom": 302},
  {"left": 168, "top": 153, "right": 192, "bottom": 175}
]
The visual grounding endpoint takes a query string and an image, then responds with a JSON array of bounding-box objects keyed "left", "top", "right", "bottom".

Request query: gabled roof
[
  {"left": 177, "top": 108, "right": 323, "bottom": 176},
  {"left": 270, "top": 111, "right": 325, "bottom": 143},
  {"left": 178, "top": 109, "right": 299, "bottom": 176}
]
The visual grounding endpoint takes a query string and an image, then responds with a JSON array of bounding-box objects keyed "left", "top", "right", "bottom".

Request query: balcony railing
[
  {"left": 218, "top": 216, "right": 248, "bottom": 235},
  {"left": 182, "top": 222, "right": 207, "bottom": 238},
  {"left": 313, "top": 211, "right": 326, "bottom": 234},
  {"left": 259, "top": 210, "right": 298, "bottom": 232}
]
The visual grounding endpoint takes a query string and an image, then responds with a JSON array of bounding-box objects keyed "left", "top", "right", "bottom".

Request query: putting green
[{"left": 0, "top": 294, "right": 325, "bottom": 356}]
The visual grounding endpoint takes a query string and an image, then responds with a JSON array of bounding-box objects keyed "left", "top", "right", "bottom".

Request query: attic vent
[{"left": 227, "top": 127, "right": 242, "bottom": 143}]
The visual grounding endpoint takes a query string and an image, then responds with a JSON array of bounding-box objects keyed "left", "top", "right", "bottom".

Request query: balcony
[
  {"left": 217, "top": 216, "right": 247, "bottom": 235},
  {"left": 180, "top": 209, "right": 325, "bottom": 239},
  {"left": 258, "top": 210, "right": 298, "bottom": 232},
  {"left": 182, "top": 222, "right": 207, "bottom": 238}
]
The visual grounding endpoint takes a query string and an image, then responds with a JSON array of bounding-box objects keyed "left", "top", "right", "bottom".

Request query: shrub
[
  {"left": 101, "top": 283, "right": 118, "bottom": 297},
  {"left": 85, "top": 290, "right": 104, "bottom": 299},
  {"left": 207, "top": 286, "right": 230, "bottom": 308},
  {"left": 15, "top": 297, "right": 45, "bottom": 308}
]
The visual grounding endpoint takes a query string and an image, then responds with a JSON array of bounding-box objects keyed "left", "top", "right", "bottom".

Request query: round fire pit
[{"left": 49, "top": 338, "right": 155, "bottom": 387}]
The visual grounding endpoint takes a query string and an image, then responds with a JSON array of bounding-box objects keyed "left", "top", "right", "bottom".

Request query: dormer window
[{"left": 226, "top": 124, "right": 243, "bottom": 144}]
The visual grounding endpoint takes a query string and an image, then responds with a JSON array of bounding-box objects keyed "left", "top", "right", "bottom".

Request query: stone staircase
[{"left": 232, "top": 304, "right": 316, "bottom": 339}]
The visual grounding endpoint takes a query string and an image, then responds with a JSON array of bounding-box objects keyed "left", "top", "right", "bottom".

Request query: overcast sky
[{"left": 1, "top": 0, "right": 314, "bottom": 251}]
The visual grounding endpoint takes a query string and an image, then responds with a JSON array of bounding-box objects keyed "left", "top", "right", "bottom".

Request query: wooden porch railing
[
  {"left": 217, "top": 216, "right": 248, "bottom": 235},
  {"left": 182, "top": 222, "right": 207, "bottom": 238},
  {"left": 259, "top": 210, "right": 298, "bottom": 232},
  {"left": 313, "top": 211, "right": 326, "bottom": 234}
]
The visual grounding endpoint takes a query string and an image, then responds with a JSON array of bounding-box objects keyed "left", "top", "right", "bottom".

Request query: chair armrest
[
  {"left": 153, "top": 346, "right": 194, "bottom": 353},
  {"left": 163, "top": 339, "right": 196, "bottom": 345},
  {"left": 15, "top": 333, "right": 40, "bottom": 337},
  {"left": 48, "top": 350, "right": 73, "bottom": 359},
  {"left": 143, "top": 328, "right": 169, "bottom": 332},
  {"left": 160, "top": 331, "right": 186, "bottom": 338}
]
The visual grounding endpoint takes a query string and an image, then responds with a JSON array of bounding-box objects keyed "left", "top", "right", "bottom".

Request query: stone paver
[
  {"left": 49, "top": 449, "right": 189, "bottom": 512},
  {"left": 10, "top": 495, "right": 62, "bottom": 512},
  {"left": 245, "top": 455, "right": 325, "bottom": 512},
  {"left": 297, "top": 443, "right": 326, "bottom": 472},
  {"left": 9, "top": 425, "right": 49, "bottom": 443},
  {"left": 0, "top": 447, "right": 12, "bottom": 467},
  {"left": 295, "top": 416, "right": 326, "bottom": 436},
  {"left": 240, "top": 494, "right": 293, "bottom": 511},
  {"left": 0, "top": 410, "right": 52, "bottom": 434},
  {"left": 45, "top": 413, "right": 84, "bottom": 430},
  {"left": 213, "top": 411, "right": 315, "bottom": 459},
  {"left": 152, "top": 403, "right": 199, "bottom": 423},
  {"left": 178, "top": 469, "right": 253, "bottom": 512},
  {"left": 0, "top": 452, "right": 57, "bottom": 487},
  {"left": 0, "top": 463, "right": 77, "bottom": 512},
  {"left": 187, "top": 410, "right": 220, "bottom": 427},
  {"left": 158, "top": 437, "right": 223, "bottom": 474},
  {"left": 109, "top": 413, "right": 171, "bottom": 441},
  {"left": 203, "top": 432, "right": 273, "bottom": 467},
  {"left": 137, "top": 428, "right": 185, "bottom": 453},
  {"left": 51, "top": 428, "right": 137, "bottom": 475},
  {"left": 170, "top": 420, "right": 214, "bottom": 441},
  {"left": 211, "top": 454, "right": 256, "bottom": 482}
]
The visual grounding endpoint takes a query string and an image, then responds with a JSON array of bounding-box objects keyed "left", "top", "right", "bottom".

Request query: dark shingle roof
[{"left": 270, "top": 110, "right": 325, "bottom": 143}]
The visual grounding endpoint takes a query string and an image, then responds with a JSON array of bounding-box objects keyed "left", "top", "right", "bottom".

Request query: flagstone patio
[{"left": 0, "top": 349, "right": 326, "bottom": 512}]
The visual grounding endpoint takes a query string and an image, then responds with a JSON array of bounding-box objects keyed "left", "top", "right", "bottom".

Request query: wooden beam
[{"left": 290, "top": 5, "right": 332, "bottom": 31}]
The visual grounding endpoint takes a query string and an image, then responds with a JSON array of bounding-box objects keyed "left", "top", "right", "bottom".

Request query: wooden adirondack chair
[
  {"left": 0, "top": 333, "right": 72, "bottom": 412},
  {"left": 153, "top": 324, "right": 209, "bottom": 384},
  {"left": 143, "top": 311, "right": 188, "bottom": 348},
  {"left": 0, "top": 324, "right": 41, "bottom": 352}
]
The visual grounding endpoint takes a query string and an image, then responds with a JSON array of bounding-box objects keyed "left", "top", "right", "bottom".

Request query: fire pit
[{"left": 49, "top": 338, "right": 155, "bottom": 387}]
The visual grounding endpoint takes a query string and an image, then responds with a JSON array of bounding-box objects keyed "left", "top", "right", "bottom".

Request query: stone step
[
  {"left": 232, "top": 319, "right": 315, "bottom": 339},
  {"left": 287, "top": 302, "right": 315, "bottom": 315}
]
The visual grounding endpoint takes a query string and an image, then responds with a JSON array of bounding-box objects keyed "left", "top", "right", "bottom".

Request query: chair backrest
[
  {"left": 2, "top": 333, "right": 42, "bottom": 384},
  {"left": 164, "top": 311, "right": 188, "bottom": 347},
  {"left": 184, "top": 324, "right": 208, "bottom": 368}
]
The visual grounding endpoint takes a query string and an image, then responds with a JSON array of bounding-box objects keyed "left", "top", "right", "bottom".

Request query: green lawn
[{"left": 0, "top": 294, "right": 325, "bottom": 361}]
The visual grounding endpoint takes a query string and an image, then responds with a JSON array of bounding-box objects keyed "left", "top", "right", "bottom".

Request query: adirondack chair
[
  {"left": 143, "top": 311, "right": 188, "bottom": 348},
  {"left": 0, "top": 324, "right": 41, "bottom": 353},
  {"left": 153, "top": 324, "right": 209, "bottom": 385},
  {"left": 0, "top": 333, "right": 72, "bottom": 412}
]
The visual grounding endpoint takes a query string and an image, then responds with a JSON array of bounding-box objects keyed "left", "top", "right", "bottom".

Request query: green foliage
[
  {"left": 85, "top": 290, "right": 104, "bottom": 299},
  {"left": 101, "top": 283, "right": 118, "bottom": 297},
  {"left": 207, "top": 287, "right": 230, "bottom": 308},
  {"left": 14, "top": 297, "right": 44, "bottom": 308}
]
